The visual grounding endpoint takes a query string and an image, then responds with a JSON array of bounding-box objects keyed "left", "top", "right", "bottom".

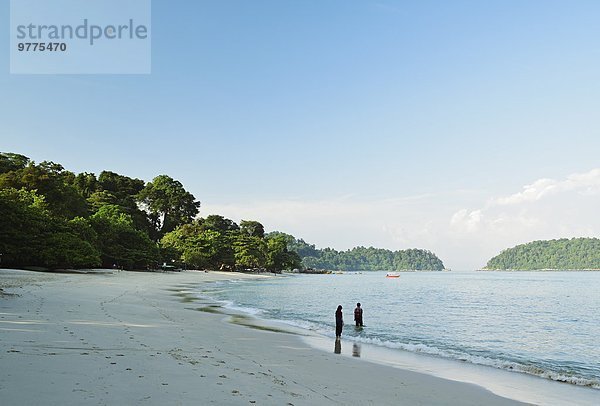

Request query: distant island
[
  {"left": 269, "top": 232, "right": 445, "bottom": 272},
  {"left": 0, "top": 152, "right": 445, "bottom": 273},
  {"left": 483, "top": 238, "right": 600, "bottom": 271}
]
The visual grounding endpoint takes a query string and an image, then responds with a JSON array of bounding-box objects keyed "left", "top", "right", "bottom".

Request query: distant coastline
[{"left": 483, "top": 238, "right": 600, "bottom": 271}]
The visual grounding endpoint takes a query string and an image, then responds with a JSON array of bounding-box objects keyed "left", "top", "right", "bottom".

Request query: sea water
[{"left": 196, "top": 271, "right": 600, "bottom": 402}]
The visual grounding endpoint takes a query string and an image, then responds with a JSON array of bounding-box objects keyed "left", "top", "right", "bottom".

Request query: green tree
[
  {"left": 42, "top": 217, "right": 101, "bottom": 268},
  {"left": 233, "top": 235, "right": 267, "bottom": 269},
  {"left": 92, "top": 171, "right": 150, "bottom": 232},
  {"left": 89, "top": 205, "right": 158, "bottom": 269},
  {"left": 72, "top": 172, "right": 99, "bottom": 198},
  {"left": 161, "top": 221, "right": 235, "bottom": 270},
  {"left": 138, "top": 175, "right": 200, "bottom": 239},
  {"left": 87, "top": 190, "right": 120, "bottom": 212},
  {"left": 240, "top": 220, "right": 265, "bottom": 239},
  {"left": 0, "top": 152, "right": 30, "bottom": 173},
  {"left": 265, "top": 234, "right": 301, "bottom": 272},
  {"left": 266, "top": 232, "right": 319, "bottom": 257},
  {"left": 0, "top": 188, "right": 101, "bottom": 269},
  {"left": 0, "top": 160, "right": 87, "bottom": 219},
  {"left": 199, "top": 215, "right": 240, "bottom": 233},
  {"left": 0, "top": 188, "right": 51, "bottom": 267},
  {"left": 485, "top": 238, "right": 600, "bottom": 270},
  {"left": 98, "top": 171, "right": 145, "bottom": 201}
]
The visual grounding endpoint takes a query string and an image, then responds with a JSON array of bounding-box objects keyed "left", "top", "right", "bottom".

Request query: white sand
[{"left": 0, "top": 269, "right": 527, "bottom": 405}]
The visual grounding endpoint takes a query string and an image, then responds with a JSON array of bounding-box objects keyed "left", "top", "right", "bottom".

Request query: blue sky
[{"left": 2, "top": 1, "right": 600, "bottom": 269}]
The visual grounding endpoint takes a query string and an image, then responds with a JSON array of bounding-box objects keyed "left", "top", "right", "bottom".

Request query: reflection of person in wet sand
[
  {"left": 334, "top": 338, "right": 341, "bottom": 354},
  {"left": 352, "top": 343, "right": 361, "bottom": 357}
]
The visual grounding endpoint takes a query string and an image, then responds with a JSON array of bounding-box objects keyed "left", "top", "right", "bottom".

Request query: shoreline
[
  {"left": 191, "top": 274, "right": 600, "bottom": 405},
  {"left": 0, "top": 269, "right": 562, "bottom": 404}
]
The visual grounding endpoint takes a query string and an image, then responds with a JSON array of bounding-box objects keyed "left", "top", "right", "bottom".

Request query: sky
[{"left": 1, "top": 0, "right": 599, "bottom": 269}]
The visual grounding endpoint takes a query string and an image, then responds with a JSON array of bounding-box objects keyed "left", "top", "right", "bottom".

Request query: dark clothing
[
  {"left": 335, "top": 310, "right": 343, "bottom": 337},
  {"left": 354, "top": 307, "right": 363, "bottom": 327}
]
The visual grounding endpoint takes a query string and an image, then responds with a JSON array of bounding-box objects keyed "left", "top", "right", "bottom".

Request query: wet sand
[{"left": 0, "top": 269, "right": 526, "bottom": 405}]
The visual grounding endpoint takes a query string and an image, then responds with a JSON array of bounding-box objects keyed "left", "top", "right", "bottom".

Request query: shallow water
[{"left": 196, "top": 271, "right": 600, "bottom": 393}]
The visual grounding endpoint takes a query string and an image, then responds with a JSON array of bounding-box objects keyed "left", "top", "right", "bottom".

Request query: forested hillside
[
  {"left": 269, "top": 232, "right": 445, "bottom": 271},
  {"left": 0, "top": 152, "right": 299, "bottom": 271},
  {"left": 484, "top": 238, "right": 600, "bottom": 270},
  {"left": 0, "top": 152, "right": 446, "bottom": 272}
]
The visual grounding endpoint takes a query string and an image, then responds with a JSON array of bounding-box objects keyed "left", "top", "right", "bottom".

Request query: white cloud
[
  {"left": 452, "top": 168, "right": 600, "bottom": 233},
  {"left": 449, "top": 168, "right": 600, "bottom": 268},
  {"left": 450, "top": 209, "right": 483, "bottom": 232},
  {"left": 491, "top": 168, "right": 600, "bottom": 206},
  {"left": 200, "top": 169, "right": 600, "bottom": 271}
]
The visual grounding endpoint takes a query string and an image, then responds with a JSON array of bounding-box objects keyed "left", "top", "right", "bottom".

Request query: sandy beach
[{"left": 0, "top": 269, "right": 526, "bottom": 405}]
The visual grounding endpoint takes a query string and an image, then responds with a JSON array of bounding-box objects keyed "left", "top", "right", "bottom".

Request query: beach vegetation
[
  {"left": 0, "top": 151, "right": 446, "bottom": 272},
  {"left": 265, "top": 234, "right": 302, "bottom": 272},
  {"left": 233, "top": 235, "right": 267, "bottom": 269},
  {"left": 88, "top": 205, "right": 159, "bottom": 269},
  {"left": 161, "top": 222, "right": 235, "bottom": 269}
]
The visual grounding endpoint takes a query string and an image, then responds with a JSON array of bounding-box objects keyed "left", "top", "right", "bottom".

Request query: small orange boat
[{"left": 386, "top": 272, "right": 400, "bottom": 278}]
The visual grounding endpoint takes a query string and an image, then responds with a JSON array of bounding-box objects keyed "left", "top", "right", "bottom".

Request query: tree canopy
[
  {"left": 138, "top": 175, "right": 200, "bottom": 239},
  {"left": 0, "top": 153, "right": 191, "bottom": 270},
  {"left": 161, "top": 219, "right": 301, "bottom": 272},
  {"left": 0, "top": 151, "right": 446, "bottom": 273},
  {"left": 484, "top": 238, "right": 600, "bottom": 270}
]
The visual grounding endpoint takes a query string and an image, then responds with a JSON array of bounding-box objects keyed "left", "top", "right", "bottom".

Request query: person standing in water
[
  {"left": 354, "top": 302, "right": 363, "bottom": 327},
  {"left": 335, "top": 305, "right": 344, "bottom": 338}
]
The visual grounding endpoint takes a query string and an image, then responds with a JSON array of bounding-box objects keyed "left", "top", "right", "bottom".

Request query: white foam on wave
[
  {"left": 261, "top": 316, "right": 600, "bottom": 390},
  {"left": 221, "top": 302, "right": 266, "bottom": 316},
  {"left": 342, "top": 335, "right": 600, "bottom": 389}
]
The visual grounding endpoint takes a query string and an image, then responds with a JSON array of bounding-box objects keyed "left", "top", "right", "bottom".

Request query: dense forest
[
  {"left": 0, "top": 152, "right": 445, "bottom": 272},
  {"left": 484, "top": 238, "right": 600, "bottom": 270},
  {"left": 0, "top": 152, "right": 299, "bottom": 272},
  {"left": 269, "top": 232, "right": 445, "bottom": 271}
]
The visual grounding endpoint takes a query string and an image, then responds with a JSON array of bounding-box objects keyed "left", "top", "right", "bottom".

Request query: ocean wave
[
  {"left": 192, "top": 278, "right": 600, "bottom": 390},
  {"left": 229, "top": 314, "right": 600, "bottom": 389},
  {"left": 221, "top": 302, "right": 266, "bottom": 316},
  {"left": 338, "top": 335, "right": 600, "bottom": 389}
]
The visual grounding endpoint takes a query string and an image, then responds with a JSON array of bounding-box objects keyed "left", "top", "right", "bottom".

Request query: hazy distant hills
[
  {"left": 484, "top": 238, "right": 600, "bottom": 270},
  {"left": 270, "top": 232, "right": 446, "bottom": 272}
]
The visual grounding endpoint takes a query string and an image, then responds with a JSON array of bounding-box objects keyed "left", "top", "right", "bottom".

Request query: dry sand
[{"left": 0, "top": 269, "right": 526, "bottom": 405}]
